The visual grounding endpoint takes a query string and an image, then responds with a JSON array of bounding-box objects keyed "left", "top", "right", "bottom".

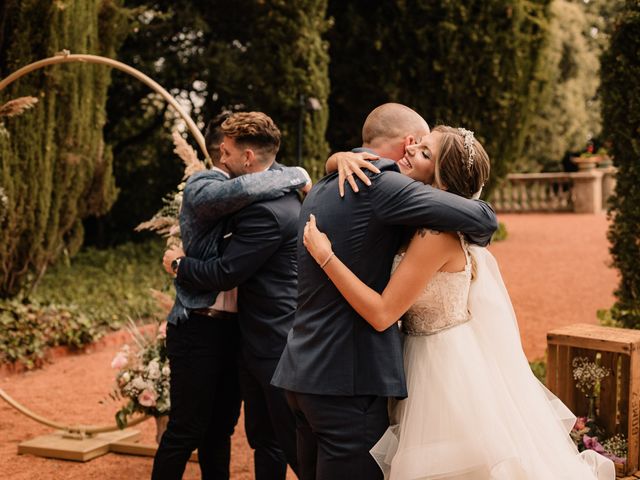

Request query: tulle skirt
[{"left": 370, "top": 247, "right": 615, "bottom": 480}]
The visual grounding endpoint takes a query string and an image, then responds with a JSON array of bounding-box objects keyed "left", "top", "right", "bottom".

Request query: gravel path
[
  {"left": 0, "top": 213, "right": 618, "bottom": 479},
  {"left": 489, "top": 213, "right": 618, "bottom": 360}
]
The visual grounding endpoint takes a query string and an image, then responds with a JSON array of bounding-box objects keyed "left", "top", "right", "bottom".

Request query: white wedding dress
[{"left": 370, "top": 236, "right": 615, "bottom": 480}]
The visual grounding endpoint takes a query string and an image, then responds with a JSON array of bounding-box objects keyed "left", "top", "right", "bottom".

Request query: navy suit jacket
[
  {"left": 177, "top": 192, "right": 302, "bottom": 359},
  {"left": 271, "top": 158, "right": 497, "bottom": 398},
  {"left": 168, "top": 165, "right": 306, "bottom": 324}
]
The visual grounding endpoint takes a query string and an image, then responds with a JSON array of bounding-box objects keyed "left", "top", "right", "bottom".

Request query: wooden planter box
[{"left": 547, "top": 323, "right": 640, "bottom": 477}]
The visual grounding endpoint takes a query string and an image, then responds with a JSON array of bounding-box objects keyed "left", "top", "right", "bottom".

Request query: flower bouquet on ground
[
  {"left": 106, "top": 131, "right": 202, "bottom": 437},
  {"left": 570, "top": 418, "right": 627, "bottom": 464},
  {"left": 570, "top": 357, "right": 627, "bottom": 465},
  {"left": 109, "top": 319, "right": 170, "bottom": 430}
]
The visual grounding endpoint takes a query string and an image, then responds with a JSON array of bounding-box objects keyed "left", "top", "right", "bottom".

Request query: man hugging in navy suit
[{"left": 159, "top": 112, "right": 307, "bottom": 480}]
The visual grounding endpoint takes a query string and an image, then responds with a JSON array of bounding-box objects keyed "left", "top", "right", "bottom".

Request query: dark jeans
[
  {"left": 151, "top": 313, "right": 241, "bottom": 480},
  {"left": 239, "top": 350, "right": 299, "bottom": 480},
  {"left": 285, "top": 391, "right": 388, "bottom": 480}
]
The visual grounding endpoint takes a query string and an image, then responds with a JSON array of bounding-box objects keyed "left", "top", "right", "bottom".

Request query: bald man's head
[{"left": 361, "top": 103, "right": 430, "bottom": 161}]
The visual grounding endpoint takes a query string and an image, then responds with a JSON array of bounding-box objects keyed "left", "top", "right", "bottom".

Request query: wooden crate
[{"left": 547, "top": 323, "right": 640, "bottom": 476}]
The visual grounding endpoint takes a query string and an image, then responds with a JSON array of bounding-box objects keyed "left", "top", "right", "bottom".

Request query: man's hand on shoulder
[
  {"left": 163, "top": 245, "right": 186, "bottom": 277},
  {"left": 295, "top": 166, "right": 313, "bottom": 194}
]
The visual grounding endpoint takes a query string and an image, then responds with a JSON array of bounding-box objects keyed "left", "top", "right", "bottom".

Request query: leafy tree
[
  {"left": 89, "top": 3, "right": 203, "bottom": 245},
  {"left": 520, "top": 0, "right": 601, "bottom": 172},
  {"left": 327, "top": 0, "right": 551, "bottom": 192},
  {"left": 390, "top": 0, "right": 551, "bottom": 190},
  {"left": 91, "top": 0, "right": 330, "bottom": 244},
  {"left": 326, "top": 1, "right": 397, "bottom": 151},
  {"left": 0, "top": 0, "right": 128, "bottom": 297},
  {"left": 601, "top": 0, "right": 640, "bottom": 328},
  {"left": 520, "top": 0, "right": 623, "bottom": 172},
  {"left": 243, "top": 0, "right": 330, "bottom": 177}
]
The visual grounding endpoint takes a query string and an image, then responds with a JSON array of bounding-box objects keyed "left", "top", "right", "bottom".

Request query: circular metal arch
[
  {"left": 0, "top": 51, "right": 211, "bottom": 165},
  {"left": 0, "top": 51, "right": 209, "bottom": 434}
]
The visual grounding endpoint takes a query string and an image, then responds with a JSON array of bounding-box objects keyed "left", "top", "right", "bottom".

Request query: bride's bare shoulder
[
  {"left": 413, "top": 228, "right": 459, "bottom": 245},
  {"left": 409, "top": 229, "right": 464, "bottom": 267}
]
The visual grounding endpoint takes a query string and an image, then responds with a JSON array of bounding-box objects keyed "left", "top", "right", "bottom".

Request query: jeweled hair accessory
[{"left": 458, "top": 128, "right": 476, "bottom": 172}]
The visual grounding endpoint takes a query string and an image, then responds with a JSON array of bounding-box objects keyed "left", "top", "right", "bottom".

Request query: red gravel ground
[
  {"left": 0, "top": 213, "right": 618, "bottom": 479},
  {"left": 489, "top": 213, "right": 618, "bottom": 360}
]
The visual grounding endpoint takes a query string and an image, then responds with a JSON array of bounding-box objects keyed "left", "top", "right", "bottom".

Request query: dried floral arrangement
[
  {"left": 135, "top": 130, "right": 205, "bottom": 248},
  {"left": 570, "top": 357, "right": 627, "bottom": 464},
  {"left": 109, "top": 130, "right": 206, "bottom": 427}
]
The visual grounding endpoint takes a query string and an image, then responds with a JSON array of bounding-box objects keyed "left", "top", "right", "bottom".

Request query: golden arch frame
[{"left": 0, "top": 51, "right": 207, "bottom": 458}]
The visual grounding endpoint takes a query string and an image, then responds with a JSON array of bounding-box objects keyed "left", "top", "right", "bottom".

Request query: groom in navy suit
[{"left": 272, "top": 103, "right": 498, "bottom": 479}]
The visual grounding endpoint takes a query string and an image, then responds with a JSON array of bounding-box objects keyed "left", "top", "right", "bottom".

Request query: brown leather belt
[{"left": 190, "top": 308, "right": 237, "bottom": 320}]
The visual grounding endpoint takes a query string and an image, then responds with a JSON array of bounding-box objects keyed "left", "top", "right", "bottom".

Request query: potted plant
[{"left": 571, "top": 142, "right": 611, "bottom": 171}]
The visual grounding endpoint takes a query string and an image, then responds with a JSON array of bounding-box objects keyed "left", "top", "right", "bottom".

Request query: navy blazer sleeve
[
  {"left": 177, "top": 203, "right": 282, "bottom": 291},
  {"left": 371, "top": 171, "right": 498, "bottom": 246}
]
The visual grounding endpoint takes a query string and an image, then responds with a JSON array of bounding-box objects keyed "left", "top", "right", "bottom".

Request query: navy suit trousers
[
  {"left": 152, "top": 313, "right": 241, "bottom": 480},
  {"left": 285, "top": 391, "right": 388, "bottom": 480}
]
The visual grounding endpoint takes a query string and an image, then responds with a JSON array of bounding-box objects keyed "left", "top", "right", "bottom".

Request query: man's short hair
[
  {"left": 204, "top": 111, "right": 232, "bottom": 161},
  {"left": 221, "top": 111, "right": 281, "bottom": 158},
  {"left": 362, "top": 103, "right": 428, "bottom": 144}
]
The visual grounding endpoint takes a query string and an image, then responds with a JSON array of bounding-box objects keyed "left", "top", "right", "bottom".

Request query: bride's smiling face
[{"left": 397, "top": 131, "right": 442, "bottom": 185}]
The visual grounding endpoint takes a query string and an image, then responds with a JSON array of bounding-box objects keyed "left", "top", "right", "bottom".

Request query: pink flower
[
  {"left": 138, "top": 389, "right": 157, "bottom": 407},
  {"left": 574, "top": 417, "right": 587, "bottom": 431},
  {"left": 583, "top": 435, "right": 606, "bottom": 454},
  {"left": 602, "top": 451, "right": 626, "bottom": 464},
  {"left": 111, "top": 351, "right": 128, "bottom": 369}
]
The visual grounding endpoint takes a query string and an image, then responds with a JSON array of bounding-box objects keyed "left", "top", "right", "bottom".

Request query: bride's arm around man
[{"left": 271, "top": 103, "right": 497, "bottom": 480}]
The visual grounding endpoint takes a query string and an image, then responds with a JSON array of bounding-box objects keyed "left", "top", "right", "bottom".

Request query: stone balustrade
[{"left": 492, "top": 165, "right": 617, "bottom": 214}]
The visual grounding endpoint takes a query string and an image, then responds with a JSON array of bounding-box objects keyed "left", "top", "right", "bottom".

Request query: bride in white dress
[{"left": 303, "top": 126, "right": 615, "bottom": 480}]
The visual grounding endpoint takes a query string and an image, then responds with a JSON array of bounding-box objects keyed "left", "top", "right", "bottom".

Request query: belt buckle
[{"left": 196, "top": 307, "right": 223, "bottom": 318}]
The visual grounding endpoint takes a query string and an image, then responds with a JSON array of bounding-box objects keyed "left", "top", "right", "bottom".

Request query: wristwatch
[{"left": 171, "top": 256, "right": 184, "bottom": 274}]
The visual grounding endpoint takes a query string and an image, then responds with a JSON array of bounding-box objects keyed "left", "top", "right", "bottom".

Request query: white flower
[
  {"left": 162, "top": 364, "right": 171, "bottom": 377},
  {"left": 147, "top": 359, "right": 161, "bottom": 380},
  {"left": 118, "top": 371, "right": 131, "bottom": 387},
  {"left": 131, "top": 376, "right": 148, "bottom": 391}
]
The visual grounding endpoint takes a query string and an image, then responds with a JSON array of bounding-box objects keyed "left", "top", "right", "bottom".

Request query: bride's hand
[
  {"left": 325, "top": 151, "right": 380, "bottom": 198},
  {"left": 303, "top": 214, "right": 334, "bottom": 266}
]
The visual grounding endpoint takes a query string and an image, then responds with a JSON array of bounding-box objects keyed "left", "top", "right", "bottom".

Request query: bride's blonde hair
[
  {"left": 431, "top": 126, "right": 490, "bottom": 199},
  {"left": 431, "top": 126, "right": 491, "bottom": 279}
]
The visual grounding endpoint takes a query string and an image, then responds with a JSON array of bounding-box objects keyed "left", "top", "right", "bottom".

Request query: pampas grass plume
[
  {"left": 172, "top": 130, "right": 205, "bottom": 179},
  {"left": 0, "top": 96, "right": 38, "bottom": 118}
]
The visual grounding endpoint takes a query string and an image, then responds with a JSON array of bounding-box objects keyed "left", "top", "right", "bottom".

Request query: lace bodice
[{"left": 395, "top": 234, "right": 472, "bottom": 336}]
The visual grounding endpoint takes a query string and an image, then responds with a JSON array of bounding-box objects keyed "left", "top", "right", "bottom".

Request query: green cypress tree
[
  {"left": 246, "top": 0, "right": 331, "bottom": 177},
  {"left": 0, "top": 0, "right": 128, "bottom": 297},
  {"left": 93, "top": 0, "right": 330, "bottom": 244},
  {"left": 327, "top": 0, "right": 551, "bottom": 192},
  {"left": 389, "top": 0, "right": 551, "bottom": 190},
  {"left": 196, "top": 0, "right": 330, "bottom": 174},
  {"left": 326, "top": 1, "right": 397, "bottom": 151},
  {"left": 601, "top": 0, "right": 640, "bottom": 327}
]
